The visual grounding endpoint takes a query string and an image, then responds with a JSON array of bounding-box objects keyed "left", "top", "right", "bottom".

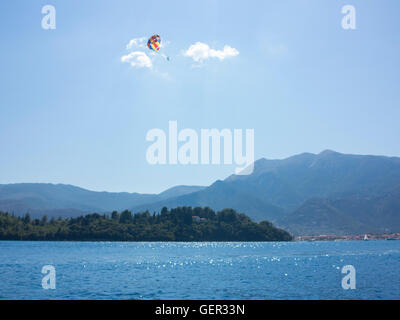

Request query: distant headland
[{"left": 0, "top": 207, "right": 293, "bottom": 242}]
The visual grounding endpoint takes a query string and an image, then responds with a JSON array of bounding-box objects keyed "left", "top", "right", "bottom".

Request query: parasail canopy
[{"left": 147, "top": 34, "right": 161, "bottom": 52}]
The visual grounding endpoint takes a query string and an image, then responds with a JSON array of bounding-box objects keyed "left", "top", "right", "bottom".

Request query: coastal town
[{"left": 296, "top": 232, "right": 400, "bottom": 241}]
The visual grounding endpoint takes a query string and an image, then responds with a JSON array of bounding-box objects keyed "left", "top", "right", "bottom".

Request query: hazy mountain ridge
[
  {"left": 277, "top": 186, "right": 400, "bottom": 236},
  {"left": 275, "top": 197, "right": 369, "bottom": 236},
  {"left": 157, "top": 185, "right": 206, "bottom": 200},
  {"left": 0, "top": 183, "right": 204, "bottom": 218}
]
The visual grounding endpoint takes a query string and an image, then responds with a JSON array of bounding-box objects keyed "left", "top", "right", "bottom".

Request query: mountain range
[{"left": 1, "top": 150, "right": 400, "bottom": 236}]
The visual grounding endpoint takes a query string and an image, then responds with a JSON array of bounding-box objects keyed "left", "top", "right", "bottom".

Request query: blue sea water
[{"left": 0, "top": 240, "right": 399, "bottom": 300}]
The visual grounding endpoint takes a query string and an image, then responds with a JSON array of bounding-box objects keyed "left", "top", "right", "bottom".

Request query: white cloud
[
  {"left": 183, "top": 42, "right": 239, "bottom": 62},
  {"left": 126, "top": 37, "right": 147, "bottom": 50},
  {"left": 121, "top": 51, "right": 152, "bottom": 68}
]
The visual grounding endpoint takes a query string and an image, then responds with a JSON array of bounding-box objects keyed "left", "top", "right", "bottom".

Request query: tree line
[{"left": 0, "top": 207, "right": 292, "bottom": 241}]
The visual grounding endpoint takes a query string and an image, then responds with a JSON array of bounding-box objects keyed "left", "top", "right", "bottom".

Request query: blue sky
[{"left": 0, "top": 0, "right": 399, "bottom": 193}]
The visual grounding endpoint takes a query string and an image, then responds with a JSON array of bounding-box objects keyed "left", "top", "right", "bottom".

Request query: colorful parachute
[
  {"left": 147, "top": 34, "right": 170, "bottom": 61},
  {"left": 147, "top": 34, "right": 161, "bottom": 52}
]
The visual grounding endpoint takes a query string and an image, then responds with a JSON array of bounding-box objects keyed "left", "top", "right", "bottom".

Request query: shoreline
[
  {"left": 0, "top": 238, "right": 398, "bottom": 243},
  {"left": 296, "top": 232, "right": 400, "bottom": 241}
]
